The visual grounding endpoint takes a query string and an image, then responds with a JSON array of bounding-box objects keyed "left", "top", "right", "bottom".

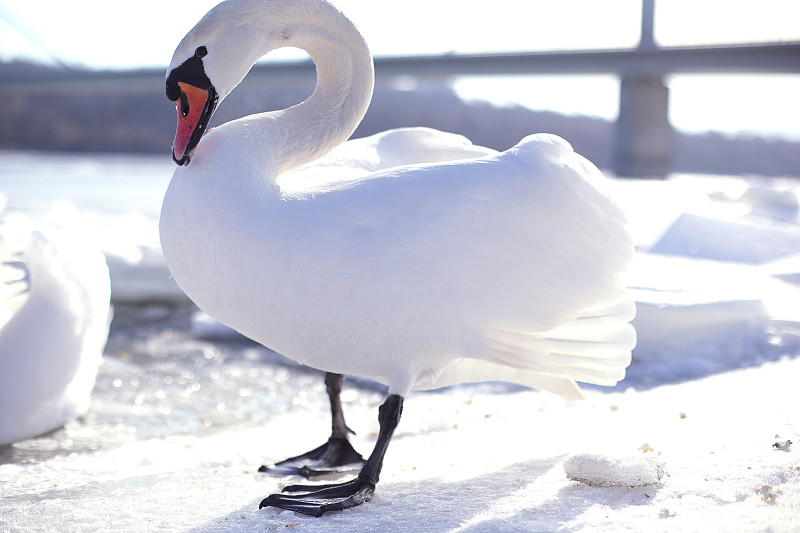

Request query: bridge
[{"left": 2, "top": 0, "right": 799, "bottom": 177}]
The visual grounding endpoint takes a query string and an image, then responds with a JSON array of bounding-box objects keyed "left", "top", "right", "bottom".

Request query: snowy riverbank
[{"left": 1, "top": 152, "right": 799, "bottom": 531}]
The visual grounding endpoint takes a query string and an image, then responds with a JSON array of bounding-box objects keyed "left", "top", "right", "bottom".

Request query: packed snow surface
[
  {"left": 1, "top": 152, "right": 799, "bottom": 532},
  {"left": 563, "top": 453, "right": 665, "bottom": 487}
]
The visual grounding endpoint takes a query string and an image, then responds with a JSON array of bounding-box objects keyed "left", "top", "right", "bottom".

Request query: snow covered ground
[{"left": 1, "top": 152, "right": 799, "bottom": 532}]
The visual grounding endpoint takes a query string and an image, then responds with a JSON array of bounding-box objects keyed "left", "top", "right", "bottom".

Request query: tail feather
[{"left": 483, "top": 295, "right": 636, "bottom": 387}]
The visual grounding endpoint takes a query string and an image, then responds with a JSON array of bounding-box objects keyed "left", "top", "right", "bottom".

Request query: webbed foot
[
  {"left": 259, "top": 476, "right": 374, "bottom": 517},
  {"left": 258, "top": 436, "right": 365, "bottom": 478},
  {"left": 260, "top": 394, "right": 404, "bottom": 517}
]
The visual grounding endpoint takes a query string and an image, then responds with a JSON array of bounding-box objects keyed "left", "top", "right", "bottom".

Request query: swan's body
[
  {"left": 0, "top": 227, "right": 111, "bottom": 446},
  {"left": 161, "top": 0, "right": 635, "bottom": 515},
  {"left": 162, "top": 128, "right": 634, "bottom": 397}
]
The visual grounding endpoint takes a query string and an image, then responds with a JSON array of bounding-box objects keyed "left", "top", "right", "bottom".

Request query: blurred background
[{"left": 1, "top": 0, "right": 799, "bottom": 177}]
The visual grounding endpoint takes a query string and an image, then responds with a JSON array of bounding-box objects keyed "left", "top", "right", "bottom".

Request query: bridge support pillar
[{"left": 613, "top": 75, "right": 672, "bottom": 178}]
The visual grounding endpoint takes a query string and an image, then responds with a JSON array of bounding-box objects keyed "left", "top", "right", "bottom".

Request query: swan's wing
[
  {"left": 356, "top": 127, "right": 498, "bottom": 169},
  {"left": 278, "top": 127, "right": 498, "bottom": 193},
  {"left": 423, "top": 360, "right": 586, "bottom": 399},
  {"left": 418, "top": 290, "right": 634, "bottom": 396},
  {"left": 419, "top": 293, "right": 635, "bottom": 396},
  {"left": 298, "top": 133, "right": 635, "bottom": 389},
  {"left": 338, "top": 133, "right": 633, "bottom": 328},
  {"left": 481, "top": 293, "right": 636, "bottom": 384}
]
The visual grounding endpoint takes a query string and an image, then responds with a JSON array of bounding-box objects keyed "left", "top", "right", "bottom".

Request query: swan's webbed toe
[
  {"left": 259, "top": 476, "right": 374, "bottom": 517},
  {"left": 257, "top": 437, "right": 365, "bottom": 478},
  {"left": 259, "top": 373, "right": 366, "bottom": 478},
  {"left": 260, "top": 394, "right": 403, "bottom": 517}
]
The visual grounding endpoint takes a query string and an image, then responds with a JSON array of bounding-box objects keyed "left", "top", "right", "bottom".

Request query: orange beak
[{"left": 172, "top": 81, "right": 216, "bottom": 165}]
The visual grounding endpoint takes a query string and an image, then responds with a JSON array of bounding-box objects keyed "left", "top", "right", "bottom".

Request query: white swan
[
  {"left": 161, "top": 0, "right": 636, "bottom": 516},
  {"left": 0, "top": 221, "right": 111, "bottom": 446}
]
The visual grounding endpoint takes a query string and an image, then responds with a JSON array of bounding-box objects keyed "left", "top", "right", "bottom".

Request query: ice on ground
[
  {"left": 563, "top": 453, "right": 665, "bottom": 487},
  {"left": 1, "top": 350, "right": 798, "bottom": 533},
  {"left": 649, "top": 212, "right": 800, "bottom": 264}
]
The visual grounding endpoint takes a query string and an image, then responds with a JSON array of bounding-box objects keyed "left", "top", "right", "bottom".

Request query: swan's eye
[
  {"left": 195, "top": 46, "right": 208, "bottom": 58},
  {"left": 179, "top": 91, "right": 190, "bottom": 117}
]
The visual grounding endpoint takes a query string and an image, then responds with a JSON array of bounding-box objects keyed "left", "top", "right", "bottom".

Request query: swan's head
[
  {"left": 166, "top": 0, "right": 374, "bottom": 167},
  {"left": 166, "top": 0, "right": 297, "bottom": 166},
  {"left": 166, "top": 45, "right": 219, "bottom": 166}
]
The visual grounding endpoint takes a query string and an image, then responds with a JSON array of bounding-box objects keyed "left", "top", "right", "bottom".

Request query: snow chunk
[
  {"left": 755, "top": 484, "right": 782, "bottom": 504},
  {"left": 563, "top": 453, "right": 665, "bottom": 487},
  {"left": 649, "top": 212, "right": 800, "bottom": 264}
]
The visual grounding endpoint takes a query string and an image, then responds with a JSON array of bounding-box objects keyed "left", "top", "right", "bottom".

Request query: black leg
[
  {"left": 260, "top": 394, "right": 404, "bottom": 517},
  {"left": 258, "top": 373, "right": 365, "bottom": 478}
]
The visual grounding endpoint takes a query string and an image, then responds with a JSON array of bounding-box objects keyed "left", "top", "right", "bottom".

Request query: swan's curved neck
[
  {"left": 192, "top": 0, "right": 374, "bottom": 177},
  {"left": 274, "top": 22, "right": 374, "bottom": 173}
]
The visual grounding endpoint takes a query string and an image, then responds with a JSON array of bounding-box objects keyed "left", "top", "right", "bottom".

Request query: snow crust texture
[{"left": 563, "top": 453, "right": 665, "bottom": 487}]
